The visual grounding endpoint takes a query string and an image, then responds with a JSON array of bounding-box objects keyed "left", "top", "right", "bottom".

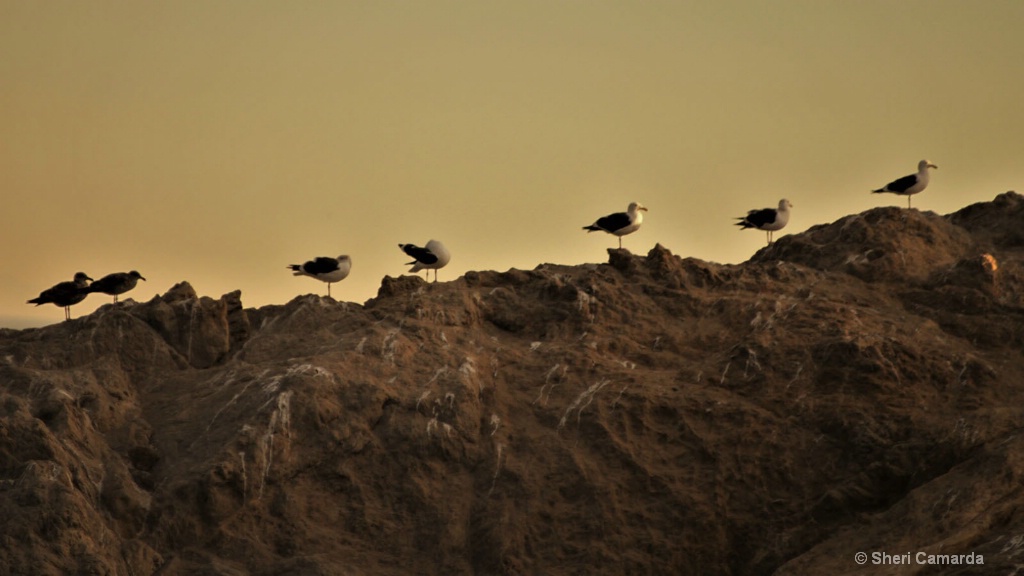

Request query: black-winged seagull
[
  {"left": 287, "top": 255, "right": 351, "bottom": 297},
  {"left": 399, "top": 239, "right": 451, "bottom": 282},
  {"left": 27, "top": 272, "right": 94, "bottom": 321},
  {"left": 736, "top": 199, "right": 793, "bottom": 245},
  {"left": 86, "top": 270, "right": 146, "bottom": 303},
  {"left": 872, "top": 159, "right": 938, "bottom": 208},
  {"left": 583, "top": 202, "right": 648, "bottom": 248}
]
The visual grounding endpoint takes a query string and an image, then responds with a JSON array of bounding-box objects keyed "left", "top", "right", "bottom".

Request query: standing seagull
[
  {"left": 399, "top": 239, "right": 451, "bottom": 282},
  {"left": 583, "top": 202, "right": 648, "bottom": 249},
  {"left": 871, "top": 159, "right": 938, "bottom": 208},
  {"left": 735, "top": 199, "right": 793, "bottom": 245},
  {"left": 86, "top": 270, "right": 146, "bottom": 303},
  {"left": 287, "top": 255, "right": 352, "bottom": 297},
  {"left": 27, "top": 272, "right": 94, "bottom": 321}
]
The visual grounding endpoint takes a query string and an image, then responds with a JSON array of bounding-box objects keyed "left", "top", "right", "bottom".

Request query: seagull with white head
[
  {"left": 736, "top": 199, "right": 793, "bottom": 245},
  {"left": 399, "top": 239, "right": 451, "bottom": 282},
  {"left": 583, "top": 202, "right": 648, "bottom": 249},
  {"left": 872, "top": 159, "right": 938, "bottom": 208},
  {"left": 287, "top": 255, "right": 351, "bottom": 297}
]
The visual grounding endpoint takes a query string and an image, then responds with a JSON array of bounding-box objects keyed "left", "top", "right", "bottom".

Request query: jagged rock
[
  {"left": 761, "top": 207, "right": 974, "bottom": 283},
  {"left": 223, "top": 290, "right": 251, "bottom": 354},
  {"left": 607, "top": 247, "right": 638, "bottom": 273},
  {"left": 374, "top": 274, "right": 426, "bottom": 300},
  {"left": 949, "top": 190, "right": 1024, "bottom": 248},
  {"left": 4, "top": 194, "right": 1024, "bottom": 574},
  {"left": 133, "top": 282, "right": 239, "bottom": 368},
  {"left": 161, "top": 281, "right": 197, "bottom": 303}
]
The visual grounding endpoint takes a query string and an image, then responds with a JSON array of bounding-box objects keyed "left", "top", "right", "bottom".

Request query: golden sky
[{"left": 3, "top": 1, "right": 1023, "bottom": 328}]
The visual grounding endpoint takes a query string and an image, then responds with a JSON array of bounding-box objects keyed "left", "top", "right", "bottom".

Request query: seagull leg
[{"left": 327, "top": 283, "right": 332, "bottom": 298}]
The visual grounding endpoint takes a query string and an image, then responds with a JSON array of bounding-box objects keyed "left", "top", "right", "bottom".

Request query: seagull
[
  {"left": 85, "top": 270, "right": 146, "bottom": 303},
  {"left": 287, "top": 255, "right": 351, "bottom": 297},
  {"left": 399, "top": 239, "right": 451, "bottom": 282},
  {"left": 871, "top": 159, "right": 938, "bottom": 208},
  {"left": 583, "top": 202, "right": 648, "bottom": 248},
  {"left": 27, "top": 272, "right": 94, "bottom": 321},
  {"left": 736, "top": 199, "right": 793, "bottom": 245}
]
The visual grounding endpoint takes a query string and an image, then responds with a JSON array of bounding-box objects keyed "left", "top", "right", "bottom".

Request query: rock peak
[{"left": 3, "top": 193, "right": 1024, "bottom": 574}]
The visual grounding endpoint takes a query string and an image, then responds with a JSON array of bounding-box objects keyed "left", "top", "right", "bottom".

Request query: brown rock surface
[{"left": 3, "top": 193, "right": 1024, "bottom": 575}]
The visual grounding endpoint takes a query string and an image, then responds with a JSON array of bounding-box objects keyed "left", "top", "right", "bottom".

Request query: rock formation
[{"left": 3, "top": 192, "right": 1024, "bottom": 575}]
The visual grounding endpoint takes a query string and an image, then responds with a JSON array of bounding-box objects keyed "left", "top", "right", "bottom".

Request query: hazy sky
[{"left": 3, "top": 1, "right": 1023, "bottom": 328}]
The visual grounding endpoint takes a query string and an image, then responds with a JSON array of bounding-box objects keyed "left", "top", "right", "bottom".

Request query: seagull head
[
  {"left": 628, "top": 202, "right": 648, "bottom": 213},
  {"left": 778, "top": 199, "right": 793, "bottom": 210},
  {"left": 128, "top": 270, "right": 146, "bottom": 281},
  {"left": 919, "top": 159, "right": 938, "bottom": 171}
]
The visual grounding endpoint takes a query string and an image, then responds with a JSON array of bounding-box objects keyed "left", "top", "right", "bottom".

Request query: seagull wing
[
  {"left": 737, "top": 208, "right": 776, "bottom": 229},
  {"left": 586, "top": 212, "right": 631, "bottom": 233},
  {"left": 878, "top": 173, "right": 918, "bottom": 193},
  {"left": 304, "top": 257, "right": 342, "bottom": 275},
  {"left": 401, "top": 244, "right": 439, "bottom": 264},
  {"left": 85, "top": 273, "right": 124, "bottom": 293}
]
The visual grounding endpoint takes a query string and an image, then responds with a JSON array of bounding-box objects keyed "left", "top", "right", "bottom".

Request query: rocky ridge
[{"left": 2, "top": 192, "right": 1024, "bottom": 575}]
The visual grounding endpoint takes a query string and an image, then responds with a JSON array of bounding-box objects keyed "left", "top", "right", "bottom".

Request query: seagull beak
[
  {"left": 930, "top": 163, "right": 938, "bottom": 169},
  {"left": 639, "top": 206, "right": 649, "bottom": 211}
]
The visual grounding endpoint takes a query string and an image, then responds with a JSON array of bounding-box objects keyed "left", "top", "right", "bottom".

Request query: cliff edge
[{"left": 3, "top": 193, "right": 1024, "bottom": 575}]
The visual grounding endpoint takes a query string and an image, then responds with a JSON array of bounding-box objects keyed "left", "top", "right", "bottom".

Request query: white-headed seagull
[
  {"left": 288, "top": 255, "right": 351, "bottom": 297},
  {"left": 27, "top": 272, "right": 93, "bottom": 321},
  {"left": 736, "top": 199, "right": 793, "bottom": 245},
  {"left": 872, "top": 159, "right": 938, "bottom": 208},
  {"left": 399, "top": 239, "right": 451, "bottom": 282},
  {"left": 583, "top": 202, "right": 648, "bottom": 249}
]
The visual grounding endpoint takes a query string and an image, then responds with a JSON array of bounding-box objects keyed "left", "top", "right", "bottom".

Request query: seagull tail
[{"left": 582, "top": 225, "right": 601, "bottom": 232}]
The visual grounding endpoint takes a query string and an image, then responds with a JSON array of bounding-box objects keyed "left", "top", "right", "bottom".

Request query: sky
[{"left": 2, "top": 1, "right": 1023, "bottom": 329}]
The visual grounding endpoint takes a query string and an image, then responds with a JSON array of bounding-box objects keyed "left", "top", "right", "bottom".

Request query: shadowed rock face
[{"left": 3, "top": 193, "right": 1024, "bottom": 575}]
